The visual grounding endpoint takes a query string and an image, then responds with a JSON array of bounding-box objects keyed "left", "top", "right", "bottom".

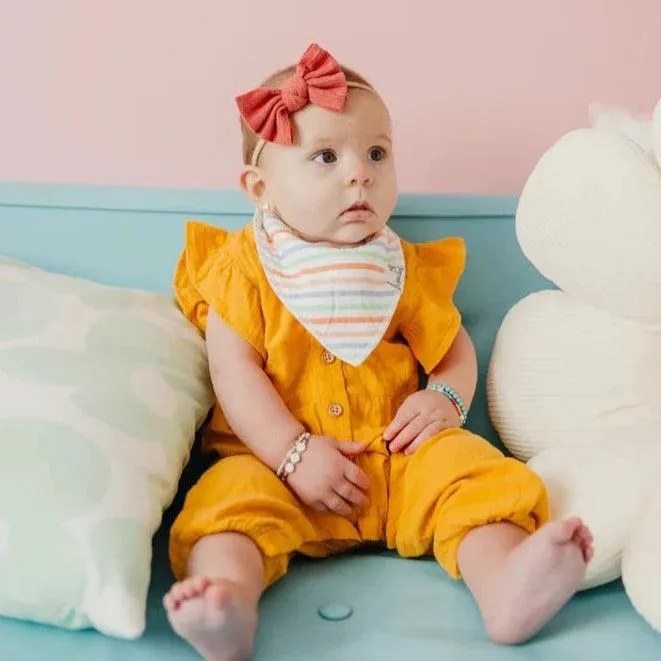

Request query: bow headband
[{"left": 236, "top": 43, "right": 375, "bottom": 165}]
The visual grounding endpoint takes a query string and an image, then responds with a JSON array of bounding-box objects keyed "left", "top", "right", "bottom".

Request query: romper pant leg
[
  {"left": 169, "top": 454, "right": 362, "bottom": 589},
  {"left": 386, "top": 428, "right": 550, "bottom": 578}
]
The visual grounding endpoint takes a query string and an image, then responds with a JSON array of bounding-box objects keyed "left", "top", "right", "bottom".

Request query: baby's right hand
[{"left": 286, "top": 436, "right": 370, "bottom": 516}]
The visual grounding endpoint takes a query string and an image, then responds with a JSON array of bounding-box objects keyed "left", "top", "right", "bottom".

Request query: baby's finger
[
  {"left": 344, "top": 459, "right": 370, "bottom": 490},
  {"left": 323, "top": 492, "right": 353, "bottom": 517},
  {"left": 388, "top": 415, "right": 426, "bottom": 452},
  {"left": 335, "top": 438, "right": 370, "bottom": 456},
  {"left": 335, "top": 480, "right": 369, "bottom": 507},
  {"left": 403, "top": 421, "right": 446, "bottom": 455},
  {"left": 383, "top": 405, "right": 417, "bottom": 441}
]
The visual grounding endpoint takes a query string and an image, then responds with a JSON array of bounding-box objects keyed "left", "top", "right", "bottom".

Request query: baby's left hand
[{"left": 384, "top": 389, "right": 460, "bottom": 455}]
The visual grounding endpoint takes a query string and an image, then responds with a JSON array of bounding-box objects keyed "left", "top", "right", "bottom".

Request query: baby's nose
[{"left": 346, "top": 161, "right": 373, "bottom": 187}]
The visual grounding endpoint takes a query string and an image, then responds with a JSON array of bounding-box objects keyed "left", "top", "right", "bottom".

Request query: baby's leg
[
  {"left": 164, "top": 532, "right": 262, "bottom": 661},
  {"left": 387, "top": 428, "right": 593, "bottom": 645},
  {"left": 458, "top": 517, "right": 593, "bottom": 645},
  {"left": 165, "top": 454, "right": 364, "bottom": 660}
]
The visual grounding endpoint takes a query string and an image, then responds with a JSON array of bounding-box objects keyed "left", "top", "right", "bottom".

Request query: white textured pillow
[
  {"left": 516, "top": 128, "right": 661, "bottom": 323},
  {"left": 589, "top": 104, "right": 654, "bottom": 153},
  {"left": 654, "top": 98, "right": 661, "bottom": 167},
  {"left": 487, "top": 290, "right": 661, "bottom": 461},
  {"left": 529, "top": 440, "right": 661, "bottom": 590},
  {"left": 623, "top": 499, "right": 661, "bottom": 632},
  {"left": 0, "top": 256, "right": 213, "bottom": 638}
]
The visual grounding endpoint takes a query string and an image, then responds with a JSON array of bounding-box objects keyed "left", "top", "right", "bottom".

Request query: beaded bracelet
[
  {"left": 276, "top": 431, "right": 311, "bottom": 481},
  {"left": 426, "top": 382, "right": 468, "bottom": 427}
]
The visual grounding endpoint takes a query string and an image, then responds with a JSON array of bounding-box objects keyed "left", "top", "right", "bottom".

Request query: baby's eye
[
  {"left": 368, "top": 146, "right": 387, "bottom": 162},
  {"left": 313, "top": 150, "right": 337, "bottom": 164}
]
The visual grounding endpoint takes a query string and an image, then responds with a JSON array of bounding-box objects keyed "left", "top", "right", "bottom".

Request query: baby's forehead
[{"left": 294, "top": 91, "right": 391, "bottom": 145}]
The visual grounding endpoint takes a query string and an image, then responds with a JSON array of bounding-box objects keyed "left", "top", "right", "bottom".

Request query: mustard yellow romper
[{"left": 169, "top": 221, "right": 549, "bottom": 587}]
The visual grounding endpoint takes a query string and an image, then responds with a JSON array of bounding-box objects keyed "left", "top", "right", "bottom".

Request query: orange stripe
[
  {"left": 307, "top": 315, "right": 389, "bottom": 324},
  {"left": 269, "top": 263, "right": 385, "bottom": 279},
  {"left": 319, "top": 329, "right": 381, "bottom": 338},
  {"left": 276, "top": 276, "right": 386, "bottom": 289}
]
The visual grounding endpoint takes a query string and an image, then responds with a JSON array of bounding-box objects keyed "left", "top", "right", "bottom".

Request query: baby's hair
[{"left": 240, "top": 64, "right": 374, "bottom": 166}]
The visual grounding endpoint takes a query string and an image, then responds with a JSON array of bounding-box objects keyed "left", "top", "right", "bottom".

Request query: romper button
[
  {"left": 328, "top": 403, "right": 343, "bottom": 417},
  {"left": 321, "top": 350, "right": 335, "bottom": 364}
]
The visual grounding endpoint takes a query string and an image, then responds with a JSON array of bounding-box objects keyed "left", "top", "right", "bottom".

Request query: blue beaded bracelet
[{"left": 426, "top": 382, "right": 468, "bottom": 427}]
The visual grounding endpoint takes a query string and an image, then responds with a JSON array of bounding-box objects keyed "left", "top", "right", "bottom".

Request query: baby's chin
[
  {"left": 331, "top": 219, "right": 387, "bottom": 245},
  {"left": 288, "top": 216, "right": 386, "bottom": 246}
]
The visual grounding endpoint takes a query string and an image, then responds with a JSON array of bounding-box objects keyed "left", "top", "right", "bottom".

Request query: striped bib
[{"left": 254, "top": 210, "right": 405, "bottom": 366}]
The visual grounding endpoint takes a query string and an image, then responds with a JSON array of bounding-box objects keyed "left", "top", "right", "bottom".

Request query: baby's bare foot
[
  {"left": 485, "top": 517, "right": 593, "bottom": 644},
  {"left": 163, "top": 576, "right": 257, "bottom": 661}
]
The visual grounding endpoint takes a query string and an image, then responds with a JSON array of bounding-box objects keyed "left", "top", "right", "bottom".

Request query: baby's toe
[
  {"left": 162, "top": 592, "right": 175, "bottom": 611},
  {"left": 164, "top": 584, "right": 185, "bottom": 611},
  {"left": 170, "top": 580, "right": 194, "bottom": 606},
  {"left": 205, "top": 582, "right": 231, "bottom": 609},
  {"left": 191, "top": 575, "right": 211, "bottom": 595},
  {"left": 182, "top": 579, "right": 202, "bottom": 600},
  {"left": 550, "top": 516, "right": 582, "bottom": 543}
]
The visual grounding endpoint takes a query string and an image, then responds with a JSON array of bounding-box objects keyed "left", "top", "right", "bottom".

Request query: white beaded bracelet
[{"left": 276, "top": 431, "right": 311, "bottom": 481}]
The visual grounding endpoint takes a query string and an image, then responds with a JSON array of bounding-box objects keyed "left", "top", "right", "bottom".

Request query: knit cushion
[
  {"left": 654, "top": 98, "right": 661, "bottom": 167},
  {"left": 622, "top": 499, "right": 661, "bottom": 632},
  {"left": 515, "top": 129, "right": 661, "bottom": 324},
  {"left": 487, "top": 290, "right": 661, "bottom": 462},
  {"left": 529, "top": 439, "right": 661, "bottom": 590}
]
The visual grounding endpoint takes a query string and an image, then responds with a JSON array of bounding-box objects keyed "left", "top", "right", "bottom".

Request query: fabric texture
[
  {"left": 173, "top": 220, "right": 465, "bottom": 458},
  {"left": 514, "top": 128, "right": 661, "bottom": 324},
  {"left": 0, "top": 256, "right": 213, "bottom": 639},
  {"left": 170, "top": 429, "right": 548, "bottom": 586},
  {"left": 655, "top": 98, "right": 661, "bottom": 166},
  {"left": 488, "top": 95, "right": 661, "bottom": 633},
  {"left": 170, "top": 220, "right": 549, "bottom": 583},
  {"left": 253, "top": 210, "right": 405, "bottom": 366},
  {"left": 235, "top": 42, "right": 348, "bottom": 146}
]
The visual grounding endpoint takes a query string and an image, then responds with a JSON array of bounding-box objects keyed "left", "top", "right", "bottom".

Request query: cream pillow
[
  {"left": 0, "top": 256, "right": 213, "bottom": 639},
  {"left": 654, "top": 98, "right": 661, "bottom": 166}
]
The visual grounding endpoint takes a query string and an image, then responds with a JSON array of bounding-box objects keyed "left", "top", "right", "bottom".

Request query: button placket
[{"left": 315, "top": 348, "right": 351, "bottom": 439}]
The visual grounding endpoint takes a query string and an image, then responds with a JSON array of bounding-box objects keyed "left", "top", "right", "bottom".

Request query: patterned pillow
[{"left": 0, "top": 256, "right": 213, "bottom": 639}]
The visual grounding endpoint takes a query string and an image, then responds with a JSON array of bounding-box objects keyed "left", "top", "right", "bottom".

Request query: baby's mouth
[{"left": 341, "top": 202, "right": 374, "bottom": 221}]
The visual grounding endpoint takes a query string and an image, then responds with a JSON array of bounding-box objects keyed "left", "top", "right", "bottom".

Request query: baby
[{"left": 163, "top": 43, "right": 593, "bottom": 660}]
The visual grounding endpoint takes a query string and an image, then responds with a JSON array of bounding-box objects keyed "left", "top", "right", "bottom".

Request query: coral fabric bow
[{"left": 236, "top": 43, "right": 348, "bottom": 146}]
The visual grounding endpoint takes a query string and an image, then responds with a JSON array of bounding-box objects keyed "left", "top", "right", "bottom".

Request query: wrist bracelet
[
  {"left": 276, "top": 431, "right": 311, "bottom": 481},
  {"left": 426, "top": 382, "right": 468, "bottom": 427}
]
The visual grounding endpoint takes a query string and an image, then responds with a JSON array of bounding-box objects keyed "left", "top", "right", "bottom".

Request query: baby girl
[{"left": 163, "top": 43, "right": 593, "bottom": 660}]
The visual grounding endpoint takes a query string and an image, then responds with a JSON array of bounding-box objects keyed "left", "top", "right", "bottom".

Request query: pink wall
[{"left": 0, "top": 0, "right": 659, "bottom": 195}]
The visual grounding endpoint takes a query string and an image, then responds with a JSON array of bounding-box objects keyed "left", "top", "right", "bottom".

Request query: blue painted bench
[{"left": 0, "top": 183, "right": 658, "bottom": 661}]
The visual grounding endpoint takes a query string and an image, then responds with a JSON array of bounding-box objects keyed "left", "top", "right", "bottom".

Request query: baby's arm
[
  {"left": 427, "top": 325, "right": 478, "bottom": 411},
  {"left": 384, "top": 325, "right": 477, "bottom": 453},
  {"left": 206, "top": 309, "right": 304, "bottom": 470},
  {"left": 206, "top": 309, "right": 369, "bottom": 515}
]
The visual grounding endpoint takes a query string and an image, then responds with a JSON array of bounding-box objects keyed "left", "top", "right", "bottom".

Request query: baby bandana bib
[{"left": 254, "top": 211, "right": 405, "bottom": 366}]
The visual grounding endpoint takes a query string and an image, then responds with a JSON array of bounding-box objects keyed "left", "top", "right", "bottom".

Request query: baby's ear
[{"left": 239, "top": 165, "right": 267, "bottom": 206}]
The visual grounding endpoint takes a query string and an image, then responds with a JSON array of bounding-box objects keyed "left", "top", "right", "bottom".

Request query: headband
[{"left": 236, "top": 43, "right": 376, "bottom": 166}]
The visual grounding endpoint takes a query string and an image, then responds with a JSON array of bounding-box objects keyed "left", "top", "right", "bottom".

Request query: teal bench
[{"left": 1, "top": 183, "right": 659, "bottom": 660}]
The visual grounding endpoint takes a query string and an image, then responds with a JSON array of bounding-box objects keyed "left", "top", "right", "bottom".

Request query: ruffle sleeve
[
  {"left": 173, "top": 220, "right": 265, "bottom": 359},
  {"left": 399, "top": 237, "right": 466, "bottom": 373}
]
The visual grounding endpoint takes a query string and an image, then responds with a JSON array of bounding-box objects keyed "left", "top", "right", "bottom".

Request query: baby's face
[{"left": 259, "top": 89, "right": 398, "bottom": 245}]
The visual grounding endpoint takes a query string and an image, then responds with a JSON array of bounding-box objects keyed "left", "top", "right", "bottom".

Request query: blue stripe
[
  {"left": 276, "top": 236, "right": 393, "bottom": 258},
  {"left": 325, "top": 342, "right": 370, "bottom": 349},
  {"left": 260, "top": 251, "right": 389, "bottom": 270},
  {"left": 281, "top": 290, "right": 394, "bottom": 299}
]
